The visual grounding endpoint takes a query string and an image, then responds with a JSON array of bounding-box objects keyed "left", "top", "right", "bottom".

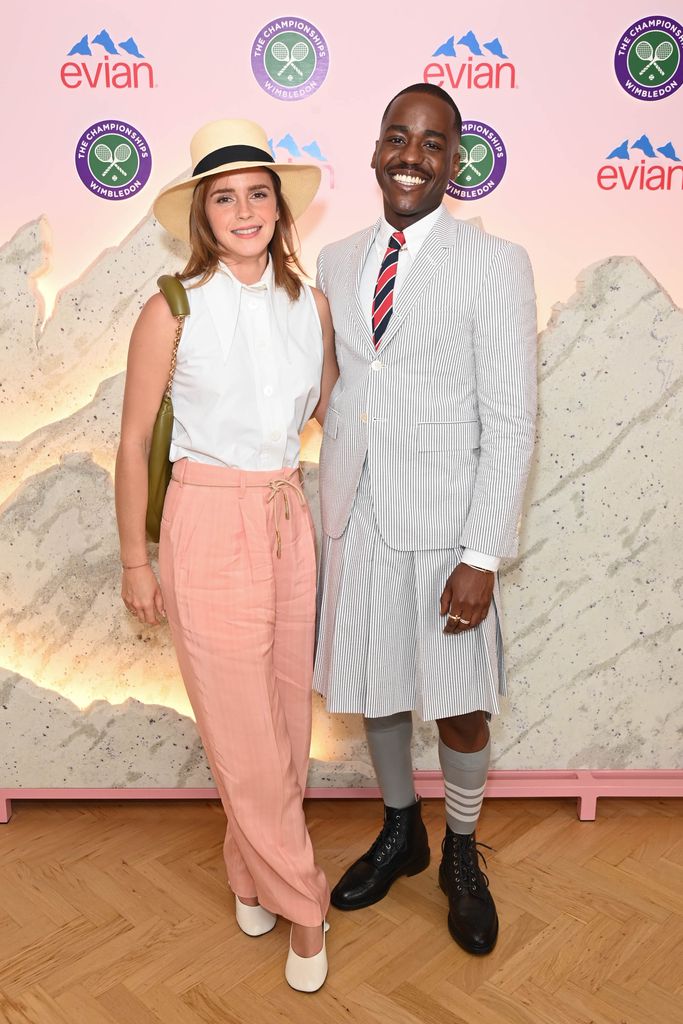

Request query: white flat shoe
[
  {"left": 285, "top": 922, "right": 330, "bottom": 993},
  {"left": 235, "top": 896, "right": 277, "bottom": 937}
]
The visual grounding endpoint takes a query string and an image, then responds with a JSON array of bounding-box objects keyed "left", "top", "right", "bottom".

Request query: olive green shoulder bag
[{"left": 145, "top": 275, "right": 190, "bottom": 543}]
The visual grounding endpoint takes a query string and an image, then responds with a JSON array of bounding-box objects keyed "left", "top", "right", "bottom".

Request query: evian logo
[
  {"left": 597, "top": 134, "right": 682, "bottom": 190},
  {"left": 61, "top": 30, "right": 154, "bottom": 89},
  {"left": 424, "top": 30, "right": 516, "bottom": 90}
]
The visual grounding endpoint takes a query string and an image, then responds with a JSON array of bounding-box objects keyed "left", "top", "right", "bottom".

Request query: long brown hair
[{"left": 178, "top": 169, "right": 306, "bottom": 301}]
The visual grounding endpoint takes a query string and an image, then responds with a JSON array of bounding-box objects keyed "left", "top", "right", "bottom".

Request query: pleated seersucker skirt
[{"left": 313, "top": 462, "right": 507, "bottom": 721}]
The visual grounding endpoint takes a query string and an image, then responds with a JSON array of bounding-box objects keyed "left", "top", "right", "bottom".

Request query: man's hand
[{"left": 440, "top": 563, "right": 495, "bottom": 634}]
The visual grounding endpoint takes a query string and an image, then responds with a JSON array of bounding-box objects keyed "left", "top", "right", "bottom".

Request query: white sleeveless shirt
[{"left": 169, "top": 259, "right": 322, "bottom": 470}]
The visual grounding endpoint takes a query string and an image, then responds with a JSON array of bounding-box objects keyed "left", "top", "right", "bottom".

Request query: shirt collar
[
  {"left": 218, "top": 256, "right": 273, "bottom": 292},
  {"left": 375, "top": 204, "right": 444, "bottom": 260}
]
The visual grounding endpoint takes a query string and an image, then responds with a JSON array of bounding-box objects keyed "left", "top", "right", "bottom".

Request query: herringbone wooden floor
[{"left": 0, "top": 797, "right": 681, "bottom": 1023}]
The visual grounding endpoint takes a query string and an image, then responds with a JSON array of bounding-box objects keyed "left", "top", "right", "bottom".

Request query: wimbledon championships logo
[
  {"left": 251, "top": 18, "right": 329, "bottom": 100},
  {"left": 75, "top": 120, "right": 151, "bottom": 200},
  {"left": 446, "top": 121, "right": 507, "bottom": 201},
  {"left": 614, "top": 16, "right": 683, "bottom": 100}
]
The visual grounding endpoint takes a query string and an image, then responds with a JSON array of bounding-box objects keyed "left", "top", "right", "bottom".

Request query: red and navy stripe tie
[{"left": 372, "top": 230, "right": 405, "bottom": 348}]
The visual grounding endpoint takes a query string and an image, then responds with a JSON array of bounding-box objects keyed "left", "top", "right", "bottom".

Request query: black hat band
[{"left": 193, "top": 145, "right": 275, "bottom": 177}]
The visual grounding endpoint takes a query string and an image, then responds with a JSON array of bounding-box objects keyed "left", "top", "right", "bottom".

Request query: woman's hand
[{"left": 121, "top": 565, "right": 166, "bottom": 625}]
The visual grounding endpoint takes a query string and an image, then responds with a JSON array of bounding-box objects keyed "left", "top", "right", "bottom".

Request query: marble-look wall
[{"left": 1, "top": 214, "right": 681, "bottom": 790}]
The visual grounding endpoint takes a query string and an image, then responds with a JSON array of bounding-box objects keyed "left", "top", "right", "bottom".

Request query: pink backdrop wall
[{"left": 2, "top": 0, "right": 681, "bottom": 370}]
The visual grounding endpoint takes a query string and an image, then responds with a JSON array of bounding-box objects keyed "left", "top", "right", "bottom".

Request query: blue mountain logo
[
  {"left": 433, "top": 31, "right": 509, "bottom": 59},
  {"left": 427, "top": 30, "right": 515, "bottom": 89},
  {"left": 606, "top": 135, "right": 680, "bottom": 161},
  {"left": 268, "top": 134, "right": 328, "bottom": 162},
  {"left": 67, "top": 31, "right": 145, "bottom": 58}
]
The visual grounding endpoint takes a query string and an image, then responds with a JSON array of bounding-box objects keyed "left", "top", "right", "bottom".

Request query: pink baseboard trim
[{"left": 2, "top": 770, "right": 682, "bottom": 824}]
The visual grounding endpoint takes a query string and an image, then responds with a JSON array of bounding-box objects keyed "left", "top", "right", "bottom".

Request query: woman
[{"left": 114, "top": 119, "right": 338, "bottom": 992}]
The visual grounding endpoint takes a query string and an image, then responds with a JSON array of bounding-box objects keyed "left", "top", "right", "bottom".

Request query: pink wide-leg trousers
[{"left": 159, "top": 458, "right": 329, "bottom": 927}]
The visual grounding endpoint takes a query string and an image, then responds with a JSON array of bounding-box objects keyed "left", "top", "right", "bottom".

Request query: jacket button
[
  {"left": 370, "top": 359, "right": 383, "bottom": 371},
  {"left": 360, "top": 412, "right": 368, "bottom": 423}
]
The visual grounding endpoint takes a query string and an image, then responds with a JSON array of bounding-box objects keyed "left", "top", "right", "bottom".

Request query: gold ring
[
  {"left": 447, "top": 613, "right": 461, "bottom": 623},
  {"left": 459, "top": 618, "right": 471, "bottom": 625}
]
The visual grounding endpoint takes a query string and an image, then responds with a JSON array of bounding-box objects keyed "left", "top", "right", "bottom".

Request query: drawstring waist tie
[
  {"left": 267, "top": 477, "right": 306, "bottom": 558},
  {"left": 170, "top": 459, "right": 306, "bottom": 558}
]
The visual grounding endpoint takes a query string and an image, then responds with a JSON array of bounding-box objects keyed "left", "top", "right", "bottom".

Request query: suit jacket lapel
[
  {"left": 378, "top": 209, "right": 460, "bottom": 352},
  {"left": 347, "top": 220, "right": 381, "bottom": 351}
]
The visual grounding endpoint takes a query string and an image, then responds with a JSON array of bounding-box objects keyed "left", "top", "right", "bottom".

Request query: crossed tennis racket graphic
[
  {"left": 635, "top": 39, "right": 674, "bottom": 76},
  {"left": 270, "top": 39, "right": 310, "bottom": 76},
  {"left": 94, "top": 142, "right": 133, "bottom": 177},
  {"left": 458, "top": 143, "right": 488, "bottom": 178}
]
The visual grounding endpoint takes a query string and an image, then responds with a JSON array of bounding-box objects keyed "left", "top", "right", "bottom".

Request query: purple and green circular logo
[
  {"left": 447, "top": 121, "right": 507, "bottom": 201},
  {"left": 75, "top": 120, "right": 151, "bottom": 200},
  {"left": 614, "top": 16, "right": 683, "bottom": 100},
  {"left": 251, "top": 18, "right": 329, "bottom": 101}
]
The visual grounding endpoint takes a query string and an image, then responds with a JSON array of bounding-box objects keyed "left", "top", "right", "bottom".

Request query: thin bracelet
[
  {"left": 121, "top": 561, "right": 150, "bottom": 570},
  {"left": 464, "top": 563, "right": 494, "bottom": 574}
]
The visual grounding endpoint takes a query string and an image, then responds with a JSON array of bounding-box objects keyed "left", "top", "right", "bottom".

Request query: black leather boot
[
  {"left": 438, "top": 826, "right": 499, "bottom": 954},
  {"left": 331, "top": 798, "right": 430, "bottom": 910}
]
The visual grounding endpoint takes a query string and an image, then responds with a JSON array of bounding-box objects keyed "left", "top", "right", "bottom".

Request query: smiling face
[
  {"left": 371, "top": 91, "right": 461, "bottom": 229},
  {"left": 203, "top": 167, "right": 279, "bottom": 266}
]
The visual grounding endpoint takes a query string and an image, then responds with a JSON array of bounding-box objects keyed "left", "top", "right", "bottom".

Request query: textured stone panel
[
  {"left": 0, "top": 216, "right": 186, "bottom": 440},
  {"left": 1, "top": 209, "right": 682, "bottom": 789}
]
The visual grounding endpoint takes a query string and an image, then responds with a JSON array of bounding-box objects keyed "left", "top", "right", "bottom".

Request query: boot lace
[
  {"left": 442, "top": 833, "right": 493, "bottom": 897},
  {"left": 367, "top": 810, "right": 404, "bottom": 866}
]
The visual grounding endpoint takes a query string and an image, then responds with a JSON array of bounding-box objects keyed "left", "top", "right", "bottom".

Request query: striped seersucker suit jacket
[{"left": 316, "top": 207, "right": 537, "bottom": 557}]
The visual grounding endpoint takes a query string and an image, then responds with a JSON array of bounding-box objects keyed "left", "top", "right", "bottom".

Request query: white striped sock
[{"left": 439, "top": 738, "right": 491, "bottom": 835}]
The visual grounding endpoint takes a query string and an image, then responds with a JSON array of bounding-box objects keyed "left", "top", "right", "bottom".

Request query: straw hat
[{"left": 153, "top": 118, "right": 321, "bottom": 241}]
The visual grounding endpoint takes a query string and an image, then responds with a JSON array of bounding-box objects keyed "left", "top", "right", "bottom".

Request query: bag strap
[
  {"left": 158, "top": 274, "right": 190, "bottom": 317},
  {"left": 157, "top": 275, "right": 189, "bottom": 399}
]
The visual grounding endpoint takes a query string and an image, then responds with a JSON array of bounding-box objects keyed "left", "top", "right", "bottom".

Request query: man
[{"left": 313, "top": 83, "right": 537, "bottom": 955}]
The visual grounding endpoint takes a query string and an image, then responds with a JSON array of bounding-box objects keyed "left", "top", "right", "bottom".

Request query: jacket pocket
[
  {"left": 324, "top": 407, "right": 340, "bottom": 439},
  {"left": 416, "top": 420, "right": 480, "bottom": 452}
]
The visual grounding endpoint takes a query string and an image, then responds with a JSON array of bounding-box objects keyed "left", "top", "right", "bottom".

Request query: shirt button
[
  {"left": 360, "top": 412, "right": 368, "bottom": 423},
  {"left": 264, "top": 386, "right": 273, "bottom": 397},
  {"left": 270, "top": 430, "right": 281, "bottom": 442},
  {"left": 370, "top": 359, "right": 383, "bottom": 371}
]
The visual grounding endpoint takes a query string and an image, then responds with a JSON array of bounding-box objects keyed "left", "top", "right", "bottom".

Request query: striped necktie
[{"left": 372, "top": 229, "right": 406, "bottom": 348}]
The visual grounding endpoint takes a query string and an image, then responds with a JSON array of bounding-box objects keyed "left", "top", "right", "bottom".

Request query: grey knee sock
[
  {"left": 439, "top": 738, "right": 491, "bottom": 835},
  {"left": 364, "top": 712, "right": 416, "bottom": 810}
]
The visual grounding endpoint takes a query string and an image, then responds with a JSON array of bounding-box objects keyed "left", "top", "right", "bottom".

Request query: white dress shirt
[
  {"left": 170, "top": 259, "right": 323, "bottom": 471},
  {"left": 359, "top": 205, "right": 500, "bottom": 572}
]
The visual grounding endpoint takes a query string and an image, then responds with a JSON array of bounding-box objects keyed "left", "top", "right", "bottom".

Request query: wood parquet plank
[
  {"left": 1, "top": 797, "right": 681, "bottom": 1024},
  {"left": 0, "top": 917, "right": 129, "bottom": 996},
  {"left": 56, "top": 984, "right": 134, "bottom": 1024},
  {"left": 0, "top": 985, "right": 74, "bottom": 1024},
  {"left": 96, "top": 983, "right": 165, "bottom": 1023},
  {"left": 140, "top": 983, "right": 224, "bottom": 1024},
  {"left": 503, "top": 982, "right": 597, "bottom": 1024},
  {"left": 554, "top": 980, "right": 652, "bottom": 1024}
]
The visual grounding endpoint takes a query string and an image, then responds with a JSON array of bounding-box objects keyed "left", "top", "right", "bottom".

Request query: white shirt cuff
[{"left": 461, "top": 549, "right": 501, "bottom": 572}]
